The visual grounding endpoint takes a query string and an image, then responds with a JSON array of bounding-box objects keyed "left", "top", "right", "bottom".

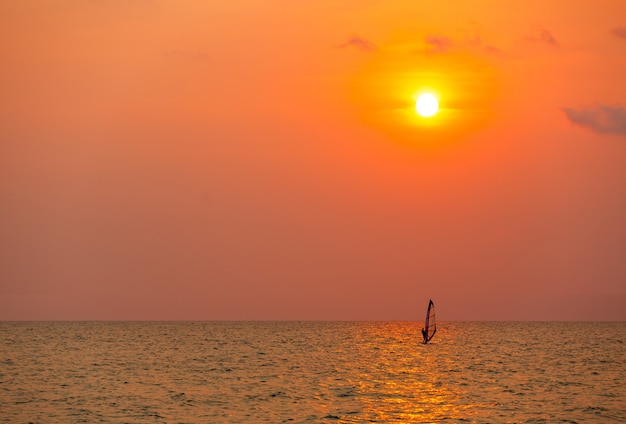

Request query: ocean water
[{"left": 0, "top": 322, "right": 624, "bottom": 423}]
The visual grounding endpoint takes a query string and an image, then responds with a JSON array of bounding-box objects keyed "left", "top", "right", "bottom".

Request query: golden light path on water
[{"left": 348, "top": 323, "right": 479, "bottom": 422}]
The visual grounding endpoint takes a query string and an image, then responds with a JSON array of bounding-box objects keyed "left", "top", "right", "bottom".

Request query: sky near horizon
[{"left": 1, "top": 1, "right": 625, "bottom": 321}]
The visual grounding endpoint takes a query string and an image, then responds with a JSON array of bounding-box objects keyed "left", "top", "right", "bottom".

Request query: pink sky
[{"left": 1, "top": 1, "right": 625, "bottom": 320}]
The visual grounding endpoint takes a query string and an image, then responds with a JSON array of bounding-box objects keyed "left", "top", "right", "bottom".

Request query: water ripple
[{"left": 0, "top": 321, "right": 624, "bottom": 423}]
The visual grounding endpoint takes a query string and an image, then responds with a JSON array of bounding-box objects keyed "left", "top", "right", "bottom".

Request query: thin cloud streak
[
  {"left": 525, "top": 28, "right": 559, "bottom": 47},
  {"left": 610, "top": 26, "right": 626, "bottom": 39},
  {"left": 484, "top": 45, "right": 504, "bottom": 56},
  {"left": 339, "top": 36, "right": 377, "bottom": 52},
  {"left": 425, "top": 34, "right": 452, "bottom": 53},
  {"left": 562, "top": 104, "right": 626, "bottom": 136},
  {"left": 539, "top": 29, "right": 558, "bottom": 46}
]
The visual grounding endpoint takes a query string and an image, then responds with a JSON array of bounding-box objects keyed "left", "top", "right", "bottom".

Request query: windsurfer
[{"left": 421, "top": 328, "right": 428, "bottom": 343}]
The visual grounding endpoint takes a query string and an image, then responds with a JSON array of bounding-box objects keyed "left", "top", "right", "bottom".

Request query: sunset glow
[{"left": 1, "top": 1, "right": 625, "bottom": 321}]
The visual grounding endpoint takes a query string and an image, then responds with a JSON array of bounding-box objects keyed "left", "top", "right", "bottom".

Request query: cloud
[
  {"left": 526, "top": 28, "right": 559, "bottom": 47},
  {"left": 425, "top": 35, "right": 452, "bottom": 53},
  {"left": 610, "top": 26, "right": 626, "bottom": 39},
  {"left": 484, "top": 45, "right": 504, "bottom": 56},
  {"left": 339, "top": 36, "right": 377, "bottom": 52},
  {"left": 562, "top": 104, "right": 626, "bottom": 136},
  {"left": 539, "top": 29, "right": 558, "bottom": 46}
]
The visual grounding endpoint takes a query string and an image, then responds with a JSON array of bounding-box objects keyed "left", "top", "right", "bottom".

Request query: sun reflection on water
[{"left": 340, "top": 322, "right": 476, "bottom": 423}]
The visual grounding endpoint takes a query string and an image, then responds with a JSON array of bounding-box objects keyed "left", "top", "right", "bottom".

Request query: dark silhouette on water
[{"left": 422, "top": 299, "right": 437, "bottom": 344}]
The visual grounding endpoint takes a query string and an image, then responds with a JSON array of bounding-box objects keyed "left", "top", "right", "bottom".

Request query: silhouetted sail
[{"left": 422, "top": 299, "right": 436, "bottom": 344}]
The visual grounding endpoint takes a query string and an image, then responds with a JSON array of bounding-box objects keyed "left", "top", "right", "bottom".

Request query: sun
[{"left": 415, "top": 93, "right": 439, "bottom": 117}]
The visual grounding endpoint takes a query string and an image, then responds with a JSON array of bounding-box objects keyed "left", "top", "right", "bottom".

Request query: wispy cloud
[
  {"left": 461, "top": 22, "right": 505, "bottom": 57},
  {"left": 483, "top": 45, "right": 504, "bottom": 56},
  {"left": 539, "top": 29, "right": 558, "bottom": 46},
  {"left": 339, "top": 36, "right": 377, "bottom": 52},
  {"left": 526, "top": 28, "right": 559, "bottom": 47},
  {"left": 425, "top": 35, "right": 452, "bottom": 53},
  {"left": 562, "top": 104, "right": 626, "bottom": 136},
  {"left": 610, "top": 26, "right": 626, "bottom": 40}
]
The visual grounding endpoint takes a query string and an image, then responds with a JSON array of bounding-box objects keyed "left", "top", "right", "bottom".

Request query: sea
[{"left": 1, "top": 322, "right": 624, "bottom": 423}]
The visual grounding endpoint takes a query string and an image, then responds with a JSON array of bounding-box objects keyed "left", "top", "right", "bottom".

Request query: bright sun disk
[{"left": 416, "top": 93, "right": 439, "bottom": 117}]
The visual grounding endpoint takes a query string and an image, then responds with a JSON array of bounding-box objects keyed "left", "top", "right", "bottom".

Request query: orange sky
[{"left": 1, "top": 1, "right": 625, "bottom": 320}]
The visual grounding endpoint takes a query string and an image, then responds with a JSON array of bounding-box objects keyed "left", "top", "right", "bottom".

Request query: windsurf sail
[{"left": 422, "top": 299, "right": 436, "bottom": 344}]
